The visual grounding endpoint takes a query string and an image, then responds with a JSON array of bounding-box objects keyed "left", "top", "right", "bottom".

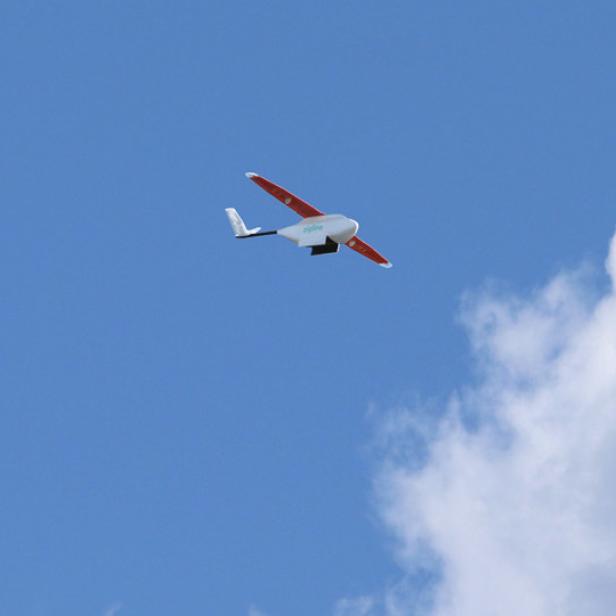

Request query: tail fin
[{"left": 225, "top": 208, "right": 262, "bottom": 237}]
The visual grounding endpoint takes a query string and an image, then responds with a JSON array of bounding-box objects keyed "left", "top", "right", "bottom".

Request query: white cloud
[
  {"left": 248, "top": 605, "right": 269, "bottom": 616},
  {"left": 367, "top": 231, "right": 616, "bottom": 615}
]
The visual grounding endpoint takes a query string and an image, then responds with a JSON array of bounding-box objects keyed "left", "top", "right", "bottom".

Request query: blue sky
[{"left": 2, "top": 2, "right": 616, "bottom": 615}]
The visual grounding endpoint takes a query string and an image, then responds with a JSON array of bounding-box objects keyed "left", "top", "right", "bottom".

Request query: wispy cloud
[
  {"left": 334, "top": 595, "right": 375, "bottom": 616},
  {"left": 353, "top": 231, "right": 616, "bottom": 615},
  {"left": 248, "top": 605, "right": 268, "bottom": 616},
  {"left": 103, "top": 602, "right": 123, "bottom": 616}
]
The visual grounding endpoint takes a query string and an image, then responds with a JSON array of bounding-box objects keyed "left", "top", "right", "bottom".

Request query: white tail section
[{"left": 225, "top": 208, "right": 262, "bottom": 237}]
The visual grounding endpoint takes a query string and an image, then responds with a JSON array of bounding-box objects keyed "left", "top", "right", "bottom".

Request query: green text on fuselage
[{"left": 303, "top": 224, "right": 324, "bottom": 233}]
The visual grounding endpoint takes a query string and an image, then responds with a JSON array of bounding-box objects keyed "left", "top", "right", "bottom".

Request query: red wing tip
[
  {"left": 380, "top": 261, "right": 393, "bottom": 269},
  {"left": 245, "top": 171, "right": 259, "bottom": 179}
]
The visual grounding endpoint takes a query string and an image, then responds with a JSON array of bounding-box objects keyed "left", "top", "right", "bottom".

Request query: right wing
[
  {"left": 246, "top": 172, "right": 324, "bottom": 218},
  {"left": 346, "top": 236, "right": 392, "bottom": 268}
]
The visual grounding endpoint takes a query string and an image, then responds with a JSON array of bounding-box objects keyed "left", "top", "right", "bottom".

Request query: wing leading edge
[{"left": 245, "top": 172, "right": 324, "bottom": 218}]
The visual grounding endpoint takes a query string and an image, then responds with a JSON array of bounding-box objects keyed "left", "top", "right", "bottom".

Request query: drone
[{"left": 225, "top": 172, "right": 392, "bottom": 268}]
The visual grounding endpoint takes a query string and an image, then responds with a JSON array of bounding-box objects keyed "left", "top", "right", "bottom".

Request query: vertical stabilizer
[{"left": 225, "top": 208, "right": 262, "bottom": 237}]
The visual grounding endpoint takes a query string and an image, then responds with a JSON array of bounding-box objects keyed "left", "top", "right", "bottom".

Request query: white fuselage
[{"left": 277, "top": 214, "right": 359, "bottom": 247}]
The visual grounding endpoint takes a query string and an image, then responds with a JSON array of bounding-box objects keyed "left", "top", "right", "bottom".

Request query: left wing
[
  {"left": 346, "top": 236, "right": 392, "bottom": 268},
  {"left": 246, "top": 172, "right": 324, "bottom": 218}
]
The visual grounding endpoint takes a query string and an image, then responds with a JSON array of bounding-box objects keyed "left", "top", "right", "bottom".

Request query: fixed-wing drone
[{"left": 225, "top": 173, "right": 392, "bottom": 268}]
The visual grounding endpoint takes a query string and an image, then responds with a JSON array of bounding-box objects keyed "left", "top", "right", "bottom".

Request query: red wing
[
  {"left": 246, "top": 172, "right": 324, "bottom": 218},
  {"left": 346, "top": 235, "right": 392, "bottom": 268}
]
